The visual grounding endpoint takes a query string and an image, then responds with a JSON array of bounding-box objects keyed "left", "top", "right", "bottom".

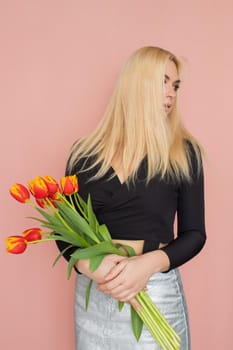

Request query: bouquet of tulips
[{"left": 6, "top": 175, "right": 181, "bottom": 350}]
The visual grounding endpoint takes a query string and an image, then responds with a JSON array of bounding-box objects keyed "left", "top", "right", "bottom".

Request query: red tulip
[
  {"left": 22, "top": 228, "right": 42, "bottom": 242},
  {"left": 6, "top": 236, "right": 27, "bottom": 254},
  {"left": 48, "top": 192, "right": 62, "bottom": 208},
  {"left": 60, "top": 175, "right": 78, "bottom": 195},
  {"left": 9, "top": 183, "right": 30, "bottom": 203},
  {"left": 36, "top": 198, "right": 47, "bottom": 208},
  {"left": 28, "top": 176, "right": 49, "bottom": 199},
  {"left": 36, "top": 193, "right": 60, "bottom": 208},
  {"left": 42, "top": 176, "right": 60, "bottom": 196},
  {"left": 48, "top": 191, "right": 60, "bottom": 200}
]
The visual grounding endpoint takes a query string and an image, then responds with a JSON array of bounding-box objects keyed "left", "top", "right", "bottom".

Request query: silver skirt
[{"left": 74, "top": 268, "right": 191, "bottom": 350}]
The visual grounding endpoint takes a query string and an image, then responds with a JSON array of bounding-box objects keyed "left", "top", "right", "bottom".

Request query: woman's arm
[
  {"left": 160, "top": 143, "right": 207, "bottom": 271},
  {"left": 97, "top": 143, "right": 207, "bottom": 301}
]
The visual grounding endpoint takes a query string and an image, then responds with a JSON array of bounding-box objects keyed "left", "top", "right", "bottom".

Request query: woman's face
[{"left": 164, "top": 59, "right": 180, "bottom": 115}]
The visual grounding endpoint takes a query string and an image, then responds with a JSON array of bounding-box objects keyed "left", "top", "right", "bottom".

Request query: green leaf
[
  {"left": 27, "top": 216, "right": 51, "bottom": 225},
  {"left": 118, "top": 301, "right": 125, "bottom": 311},
  {"left": 87, "top": 194, "right": 96, "bottom": 231},
  {"left": 95, "top": 220, "right": 99, "bottom": 236},
  {"left": 52, "top": 245, "right": 73, "bottom": 267},
  {"left": 86, "top": 194, "right": 104, "bottom": 242},
  {"left": 71, "top": 242, "right": 127, "bottom": 260},
  {"left": 47, "top": 234, "right": 77, "bottom": 245},
  {"left": 119, "top": 243, "right": 137, "bottom": 257},
  {"left": 35, "top": 206, "right": 59, "bottom": 225},
  {"left": 56, "top": 202, "right": 85, "bottom": 229},
  {"left": 89, "top": 254, "right": 106, "bottom": 272},
  {"left": 86, "top": 194, "right": 104, "bottom": 243},
  {"left": 36, "top": 208, "right": 91, "bottom": 248},
  {"left": 98, "top": 224, "right": 112, "bottom": 242},
  {"left": 85, "top": 279, "right": 93, "bottom": 311},
  {"left": 56, "top": 201, "right": 99, "bottom": 244},
  {"left": 67, "top": 256, "right": 77, "bottom": 279},
  {"left": 75, "top": 193, "right": 88, "bottom": 215},
  {"left": 42, "top": 224, "right": 88, "bottom": 247},
  {"left": 130, "top": 306, "right": 143, "bottom": 341}
]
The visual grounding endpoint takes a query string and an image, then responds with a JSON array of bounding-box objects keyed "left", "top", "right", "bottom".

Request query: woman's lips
[{"left": 164, "top": 103, "right": 172, "bottom": 112}]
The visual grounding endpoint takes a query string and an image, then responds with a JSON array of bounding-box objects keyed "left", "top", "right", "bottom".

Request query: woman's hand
[
  {"left": 76, "top": 254, "right": 126, "bottom": 284},
  {"left": 96, "top": 254, "right": 152, "bottom": 310},
  {"left": 96, "top": 250, "right": 170, "bottom": 311}
]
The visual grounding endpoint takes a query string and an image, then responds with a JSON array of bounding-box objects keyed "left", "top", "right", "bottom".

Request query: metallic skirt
[{"left": 74, "top": 268, "right": 191, "bottom": 350}]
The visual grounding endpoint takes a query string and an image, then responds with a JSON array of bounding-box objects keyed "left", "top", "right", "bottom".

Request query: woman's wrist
[
  {"left": 144, "top": 249, "right": 170, "bottom": 274},
  {"left": 76, "top": 259, "right": 89, "bottom": 274}
]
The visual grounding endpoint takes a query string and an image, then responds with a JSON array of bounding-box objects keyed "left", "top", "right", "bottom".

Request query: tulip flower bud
[
  {"left": 6, "top": 236, "right": 27, "bottom": 254},
  {"left": 28, "top": 176, "right": 49, "bottom": 199},
  {"left": 9, "top": 183, "right": 30, "bottom": 203},
  {"left": 48, "top": 192, "right": 61, "bottom": 201},
  {"left": 22, "top": 228, "right": 42, "bottom": 242},
  {"left": 60, "top": 175, "right": 78, "bottom": 195},
  {"left": 43, "top": 176, "right": 60, "bottom": 196},
  {"left": 47, "top": 192, "right": 61, "bottom": 208},
  {"left": 36, "top": 198, "right": 47, "bottom": 208}
]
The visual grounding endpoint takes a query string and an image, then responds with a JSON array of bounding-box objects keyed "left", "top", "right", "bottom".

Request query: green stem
[
  {"left": 73, "top": 194, "right": 88, "bottom": 220},
  {"left": 136, "top": 294, "right": 169, "bottom": 349},
  {"left": 124, "top": 245, "right": 180, "bottom": 348},
  {"left": 46, "top": 197, "right": 89, "bottom": 247},
  {"left": 28, "top": 238, "right": 55, "bottom": 244},
  {"left": 136, "top": 310, "right": 164, "bottom": 348},
  {"left": 138, "top": 299, "right": 178, "bottom": 350},
  {"left": 139, "top": 291, "right": 180, "bottom": 349},
  {"left": 57, "top": 193, "right": 76, "bottom": 210},
  {"left": 27, "top": 199, "right": 37, "bottom": 208},
  {"left": 58, "top": 192, "right": 88, "bottom": 221},
  {"left": 141, "top": 291, "right": 180, "bottom": 343}
]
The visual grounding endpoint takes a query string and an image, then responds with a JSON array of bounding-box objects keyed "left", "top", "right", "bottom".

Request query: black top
[{"left": 56, "top": 142, "right": 206, "bottom": 272}]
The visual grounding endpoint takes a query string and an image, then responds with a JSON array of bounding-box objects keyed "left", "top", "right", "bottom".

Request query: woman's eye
[{"left": 173, "top": 85, "right": 180, "bottom": 91}]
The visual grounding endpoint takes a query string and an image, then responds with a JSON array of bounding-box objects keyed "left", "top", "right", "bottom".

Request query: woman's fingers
[
  {"left": 97, "top": 274, "right": 122, "bottom": 292},
  {"left": 105, "top": 254, "right": 126, "bottom": 265},
  {"left": 104, "top": 259, "right": 127, "bottom": 281},
  {"left": 129, "top": 297, "right": 141, "bottom": 313}
]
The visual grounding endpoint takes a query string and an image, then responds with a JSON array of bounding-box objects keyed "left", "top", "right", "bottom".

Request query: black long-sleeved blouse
[{"left": 56, "top": 142, "right": 206, "bottom": 272}]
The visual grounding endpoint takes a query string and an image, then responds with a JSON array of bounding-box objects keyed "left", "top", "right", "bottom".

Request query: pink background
[{"left": 0, "top": 1, "right": 232, "bottom": 349}]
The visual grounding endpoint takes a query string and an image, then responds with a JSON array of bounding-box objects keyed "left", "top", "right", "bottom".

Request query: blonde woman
[{"left": 57, "top": 46, "right": 206, "bottom": 350}]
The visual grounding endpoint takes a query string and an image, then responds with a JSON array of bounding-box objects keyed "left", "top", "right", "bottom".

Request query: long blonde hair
[{"left": 67, "top": 46, "right": 203, "bottom": 184}]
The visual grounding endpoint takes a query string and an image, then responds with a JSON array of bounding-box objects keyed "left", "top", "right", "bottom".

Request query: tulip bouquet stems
[
  {"left": 6, "top": 174, "right": 181, "bottom": 350},
  {"left": 70, "top": 242, "right": 180, "bottom": 350},
  {"left": 135, "top": 292, "right": 181, "bottom": 350}
]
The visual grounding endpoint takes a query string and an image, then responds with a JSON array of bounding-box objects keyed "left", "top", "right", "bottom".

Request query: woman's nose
[{"left": 166, "top": 84, "right": 176, "bottom": 97}]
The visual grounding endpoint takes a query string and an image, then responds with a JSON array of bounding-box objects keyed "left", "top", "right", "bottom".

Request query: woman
[{"left": 57, "top": 46, "right": 206, "bottom": 350}]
